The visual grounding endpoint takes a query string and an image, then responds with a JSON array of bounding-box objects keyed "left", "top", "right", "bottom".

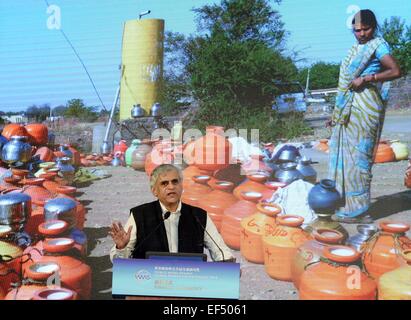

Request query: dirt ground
[{"left": 78, "top": 109, "right": 411, "bottom": 300}]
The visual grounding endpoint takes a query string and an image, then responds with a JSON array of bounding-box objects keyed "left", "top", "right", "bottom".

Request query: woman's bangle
[{"left": 373, "top": 74, "right": 378, "bottom": 82}]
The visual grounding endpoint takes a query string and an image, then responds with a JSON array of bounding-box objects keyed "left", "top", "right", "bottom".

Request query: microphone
[
  {"left": 132, "top": 211, "right": 170, "bottom": 256},
  {"left": 190, "top": 211, "right": 233, "bottom": 262}
]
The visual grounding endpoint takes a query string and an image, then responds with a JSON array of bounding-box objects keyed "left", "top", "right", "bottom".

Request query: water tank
[{"left": 120, "top": 19, "right": 165, "bottom": 120}]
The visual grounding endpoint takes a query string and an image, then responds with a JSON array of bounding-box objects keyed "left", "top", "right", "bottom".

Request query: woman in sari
[{"left": 328, "top": 9, "right": 401, "bottom": 223}]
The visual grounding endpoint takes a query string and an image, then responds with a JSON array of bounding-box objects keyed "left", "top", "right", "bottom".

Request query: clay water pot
[
  {"left": 374, "top": 141, "right": 395, "bottom": 163},
  {"left": 221, "top": 191, "right": 263, "bottom": 250},
  {"left": 240, "top": 202, "right": 281, "bottom": 264},
  {"left": 305, "top": 214, "right": 349, "bottom": 242},
  {"left": 262, "top": 215, "right": 311, "bottom": 281},
  {"left": 34, "top": 147, "right": 55, "bottom": 162},
  {"left": 22, "top": 238, "right": 91, "bottom": 299},
  {"left": 1, "top": 124, "right": 28, "bottom": 141},
  {"left": 182, "top": 166, "right": 213, "bottom": 190},
  {"left": 362, "top": 221, "right": 411, "bottom": 280},
  {"left": 5, "top": 262, "right": 77, "bottom": 300},
  {"left": 193, "top": 129, "right": 232, "bottom": 171},
  {"left": 197, "top": 181, "right": 237, "bottom": 232},
  {"left": 213, "top": 163, "right": 245, "bottom": 187},
  {"left": 131, "top": 143, "right": 152, "bottom": 171},
  {"left": 181, "top": 175, "right": 212, "bottom": 207},
  {"left": 378, "top": 249, "right": 411, "bottom": 300},
  {"left": 299, "top": 246, "right": 377, "bottom": 300},
  {"left": 291, "top": 228, "right": 344, "bottom": 289},
  {"left": 233, "top": 172, "right": 272, "bottom": 200},
  {"left": 316, "top": 139, "right": 329, "bottom": 153},
  {"left": 25, "top": 123, "right": 48, "bottom": 146}
]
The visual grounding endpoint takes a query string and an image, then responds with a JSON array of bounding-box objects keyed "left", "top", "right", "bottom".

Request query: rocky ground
[{"left": 77, "top": 109, "right": 411, "bottom": 300}]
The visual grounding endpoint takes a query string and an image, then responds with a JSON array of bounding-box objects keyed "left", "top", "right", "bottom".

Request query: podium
[{"left": 112, "top": 256, "right": 240, "bottom": 300}]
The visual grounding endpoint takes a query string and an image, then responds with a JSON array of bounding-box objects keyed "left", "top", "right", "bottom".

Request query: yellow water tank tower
[{"left": 120, "top": 19, "right": 164, "bottom": 120}]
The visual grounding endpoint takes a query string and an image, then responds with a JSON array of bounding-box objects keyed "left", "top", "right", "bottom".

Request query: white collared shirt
[{"left": 110, "top": 201, "right": 234, "bottom": 262}]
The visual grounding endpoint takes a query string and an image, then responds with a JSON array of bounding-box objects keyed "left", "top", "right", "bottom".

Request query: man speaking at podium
[{"left": 109, "top": 164, "right": 235, "bottom": 262}]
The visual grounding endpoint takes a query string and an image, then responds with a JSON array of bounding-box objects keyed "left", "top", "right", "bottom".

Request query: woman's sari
[{"left": 328, "top": 37, "right": 391, "bottom": 218}]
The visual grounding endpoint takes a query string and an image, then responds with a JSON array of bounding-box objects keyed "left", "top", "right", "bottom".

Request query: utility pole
[{"left": 305, "top": 68, "right": 311, "bottom": 97}]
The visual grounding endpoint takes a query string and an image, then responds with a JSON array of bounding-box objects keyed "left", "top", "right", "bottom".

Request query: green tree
[
  {"left": 182, "top": 0, "right": 308, "bottom": 141},
  {"left": 297, "top": 62, "right": 340, "bottom": 90},
  {"left": 64, "top": 99, "right": 98, "bottom": 122},
  {"left": 381, "top": 16, "right": 411, "bottom": 75}
]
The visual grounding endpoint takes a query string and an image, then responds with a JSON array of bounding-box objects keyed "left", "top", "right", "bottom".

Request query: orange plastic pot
[
  {"left": 193, "top": 129, "right": 232, "bottom": 171},
  {"left": 221, "top": 191, "right": 262, "bottom": 250},
  {"left": 299, "top": 246, "right": 377, "bottom": 300},
  {"left": 24, "top": 206, "right": 45, "bottom": 237},
  {"left": 240, "top": 202, "right": 281, "bottom": 264},
  {"left": 197, "top": 181, "right": 237, "bottom": 232},
  {"left": 22, "top": 238, "right": 91, "bottom": 299},
  {"left": 233, "top": 172, "right": 272, "bottom": 200},
  {"left": 181, "top": 175, "right": 212, "bottom": 207},
  {"left": 363, "top": 221, "right": 411, "bottom": 279},
  {"left": 22, "top": 185, "right": 55, "bottom": 207},
  {"left": 262, "top": 215, "right": 311, "bottom": 281},
  {"left": 374, "top": 142, "right": 395, "bottom": 163},
  {"left": 5, "top": 262, "right": 78, "bottom": 300},
  {"left": 34, "top": 147, "right": 55, "bottom": 162},
  {"left": 291, "top": 228, "right": 344, "bottom": 289},
  {"left": 1, "top": 124, "right": 28, "bottom": 140},
  {"left": 25, "top": 123, "right": 48, "bottom": 146},
  {"left": 316, "top": 139, "right": 329, "bottom": 153},
  {"left": 182, "top": 166, "right": 214, "bottom": 189}
]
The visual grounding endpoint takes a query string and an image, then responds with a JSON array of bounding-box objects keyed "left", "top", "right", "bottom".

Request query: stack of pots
[{"left": 305, "top": 179, "right": 349, "bottom": 240}]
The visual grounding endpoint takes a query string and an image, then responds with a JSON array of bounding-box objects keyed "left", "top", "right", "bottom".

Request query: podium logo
[{"left": 135, "top": 269, "right": 152, "bottom": 283}]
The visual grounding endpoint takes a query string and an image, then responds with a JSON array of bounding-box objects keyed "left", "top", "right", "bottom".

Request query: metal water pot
[
  {"left": 1, "top": 136, "right": 32, "bottom": 164},
  {"left": 56, "top": 157, "right": 75, "bottom": 185},
  {"left": 0, "top": 135, "right": 8, "bottom": 152},
  {"left": 346, "top": 224, "right": 378, "bottom": 252},
  {"left": 151, "top": 102, "right": 161, "bottom": 117},
  {"left": 131, "top": 104, "right": 145, "bottom": 118},
  {"left": 274, "top": 162, "right": 303, "bottom": 184},
  {"left": 0, "top": 193, "right": 32, "bottom": 232},
  {"left": 296, "top": 156, "right": 317, "bottom": 184},
  {"left": 44, "top": 198, "right": 77, "bottom": 229},
  {"left": 111, "top": 154, "right": 123, "bottom": 167},
  {"left": 273, "top": 145, "right": 301, "bottom": 163},
  {"left": 59, "top": 145, "right": 74, "bottom": 164}
]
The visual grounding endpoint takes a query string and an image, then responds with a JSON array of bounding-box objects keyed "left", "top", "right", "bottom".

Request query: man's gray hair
[{"left": 150, "top": 164, "right": 183, "bottom": 189}]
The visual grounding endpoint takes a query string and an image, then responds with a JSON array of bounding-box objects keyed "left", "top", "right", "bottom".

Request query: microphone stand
[{"left": 190, "top": 212, "right": 234, "bottom": 263}]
